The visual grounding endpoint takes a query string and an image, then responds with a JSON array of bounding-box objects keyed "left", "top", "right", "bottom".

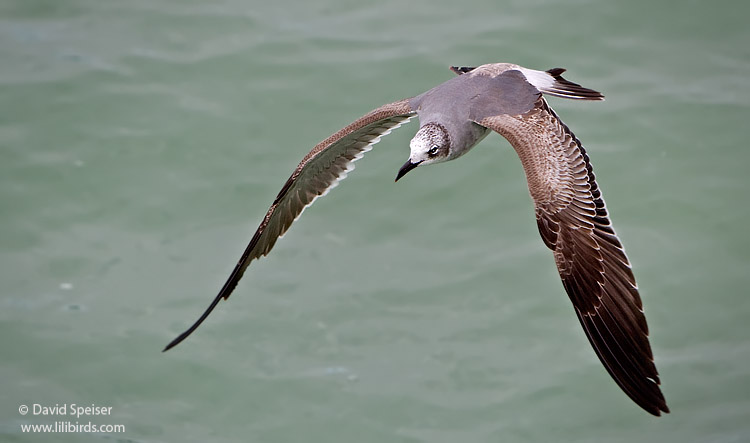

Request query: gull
[{"left": 163, "top": 63, "right": 669, "bottom": 416}]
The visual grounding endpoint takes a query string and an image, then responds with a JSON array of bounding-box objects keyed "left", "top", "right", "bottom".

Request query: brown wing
[
  {"left": 477, "top": 99, "right": 669, "bottom": 416},
  {"left": 164, "top": 99, "right": 415, "bottom": 351}
]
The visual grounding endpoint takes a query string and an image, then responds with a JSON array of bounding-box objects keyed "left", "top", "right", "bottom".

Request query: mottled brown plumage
[{"left": 479, "top": 99, "right": 668, "bottom": 415}]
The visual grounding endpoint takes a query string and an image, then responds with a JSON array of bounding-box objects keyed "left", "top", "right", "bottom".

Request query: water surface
[{"left": 2, "top": 0, "right": 749, "bottom": 441}]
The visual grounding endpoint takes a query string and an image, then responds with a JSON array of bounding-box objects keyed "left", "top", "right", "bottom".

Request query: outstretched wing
[
  {"left": 476, "top": 98, "right": 669, "bottom": 416},
  {"left": 164, "top": 99, "right": 415, "bottom": 351}
]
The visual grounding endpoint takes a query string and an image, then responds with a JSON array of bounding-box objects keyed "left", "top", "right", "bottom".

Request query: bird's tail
[{"left": 538, "top": 68, "right": 604, "bottom": 100}]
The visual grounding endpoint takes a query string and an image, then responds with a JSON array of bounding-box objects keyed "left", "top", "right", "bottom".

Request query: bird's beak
[{"left": 395, "top": 159, "right": 422, "bottom": 182}]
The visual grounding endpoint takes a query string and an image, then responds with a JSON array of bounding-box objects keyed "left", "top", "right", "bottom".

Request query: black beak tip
[{"left": 395, "top": 160, "right": 420, "bottom": 182}]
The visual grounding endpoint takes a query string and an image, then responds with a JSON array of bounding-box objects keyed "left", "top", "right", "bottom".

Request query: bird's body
[{"left": 164, "top": 63, "right": 669, "bottom": 416}]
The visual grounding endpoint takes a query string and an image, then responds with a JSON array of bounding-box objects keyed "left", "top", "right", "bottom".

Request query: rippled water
[{"left": 2, "top": 0, "right": 749, "bottom": 441}]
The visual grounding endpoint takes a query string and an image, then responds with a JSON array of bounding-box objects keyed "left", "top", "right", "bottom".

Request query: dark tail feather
[
  {"left": 450, "top": 66, "right": 477, "bottom": 75},
  {"left": 543, "top": 68, "right": 604, "bottom": 100}
]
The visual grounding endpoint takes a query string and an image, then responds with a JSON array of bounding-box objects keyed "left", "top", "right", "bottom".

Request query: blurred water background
[{"left": 1, "top": 0, "right": 749, "bottom": 441}]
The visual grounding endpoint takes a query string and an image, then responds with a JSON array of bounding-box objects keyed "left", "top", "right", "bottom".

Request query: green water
[{"left": 2, "top": 0, "right": 749, "bottom": 441}]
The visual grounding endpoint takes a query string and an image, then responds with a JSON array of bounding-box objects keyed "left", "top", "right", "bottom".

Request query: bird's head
[{"left": 395, "top": 123, "right": 451, "bottom": 182}]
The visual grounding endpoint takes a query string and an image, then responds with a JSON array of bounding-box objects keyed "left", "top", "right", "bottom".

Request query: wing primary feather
[
  {"left": 163, "top": 292, "right": 224, "bottom": 351},
  {"left": 162, "top": 227, "right": 266, "bottom": 351}
]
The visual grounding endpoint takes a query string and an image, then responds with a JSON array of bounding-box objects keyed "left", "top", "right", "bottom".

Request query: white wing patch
[
  {"left": 518, "top": 67, "right": 604, "bottom": 101},
  {"left": 517, "top": 67, "right": 555, "bottom": 91}
]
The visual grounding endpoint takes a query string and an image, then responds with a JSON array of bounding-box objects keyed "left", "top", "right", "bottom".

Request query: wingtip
[
  {"left": 162, "top": 332, "right": 187, "bottom": 352},
  {"left": 645, "top": 402, "right": 670, "bottom": 417},
  {"left": 162, "top": 289, "right": 229, "bottom": 352},
  {"left": 652, "top": 391, "right": 671, "bottom": 416}
]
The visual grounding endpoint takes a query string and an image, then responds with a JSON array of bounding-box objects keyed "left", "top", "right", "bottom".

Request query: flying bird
[{"left": 164, "top": 63, "right": 669, "bottom": 416}]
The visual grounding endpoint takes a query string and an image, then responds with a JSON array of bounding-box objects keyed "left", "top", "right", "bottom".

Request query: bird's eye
[{"left": 428, "top": 146, "right": 440, "bottom": 156}]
